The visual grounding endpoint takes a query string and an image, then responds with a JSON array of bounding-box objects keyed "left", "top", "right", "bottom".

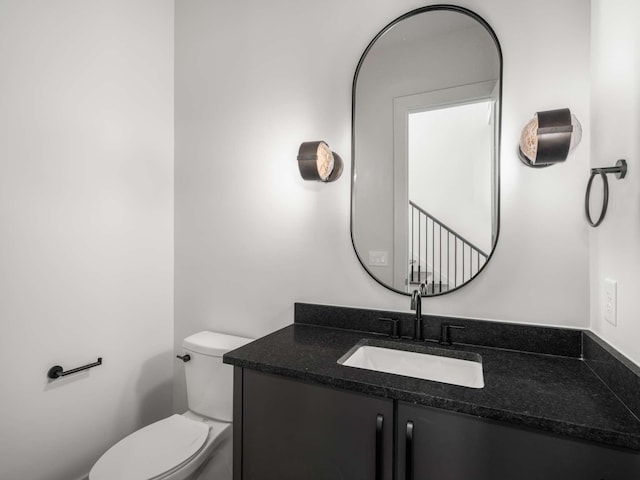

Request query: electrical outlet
[
  {"left": 604, "top": 279, "right": 617, "bottom": 326},
  {"left": 368, "top": 251, "right": 388, "bottom": 266}
]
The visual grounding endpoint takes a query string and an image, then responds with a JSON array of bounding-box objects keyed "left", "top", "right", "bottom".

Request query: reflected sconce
[
  {"left": 518, "top": 108, "right": 582, "bottom": 168},
  {"left": 297, "top": 141, "right": 343, "bottom": 182}
]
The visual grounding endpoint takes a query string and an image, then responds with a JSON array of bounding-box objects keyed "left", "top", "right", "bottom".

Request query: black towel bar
[{"left": 47, "top": 357, "right": 102, "bottom": 380}]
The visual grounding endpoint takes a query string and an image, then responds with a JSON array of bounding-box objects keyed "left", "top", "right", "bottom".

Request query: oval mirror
[{"left": 351, "top": 5, "right": 502, "bottom": 296}]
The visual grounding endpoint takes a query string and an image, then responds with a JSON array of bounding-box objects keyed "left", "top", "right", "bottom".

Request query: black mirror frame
[{"left": 350, "top": 4, "right": 503, "bottom": 297}]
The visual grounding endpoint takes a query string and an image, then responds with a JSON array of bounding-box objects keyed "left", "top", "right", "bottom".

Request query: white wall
[
  {"left": 590, "top": 0, "right": 640, "bottom": 365},
  {"left": 175, "top": 0, "right": 591, "bottom": 411},
  {"left": 409, "top": 102, "right": 493, "bottom": 252},
  {"left": 0, "top": 2, "right": 174, "bottom": 479}
]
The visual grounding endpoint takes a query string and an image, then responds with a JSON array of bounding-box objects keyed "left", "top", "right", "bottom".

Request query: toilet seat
[{"left": 90, "top": 414, "right": 210, "bottom": 480}]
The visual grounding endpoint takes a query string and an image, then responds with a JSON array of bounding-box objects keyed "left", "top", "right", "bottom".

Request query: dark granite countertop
[{"left": 224, "top": 323, "right": 640, "bottom": 452}]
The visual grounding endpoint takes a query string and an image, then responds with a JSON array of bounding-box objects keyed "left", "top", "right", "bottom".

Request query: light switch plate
[
  {"left": 368, "top": 251, "right": 388, "bottom": 266},
  {"left": 604, "top": 278, "right": 617, "bottom": 326}
]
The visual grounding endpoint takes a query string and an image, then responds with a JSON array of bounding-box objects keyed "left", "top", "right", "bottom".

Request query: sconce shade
[
  {"left": 519, "top": 108, "right": 582, "bottom": 167},
  {"left": 297, "top": 141, "right": 343, "bottom": 182}
]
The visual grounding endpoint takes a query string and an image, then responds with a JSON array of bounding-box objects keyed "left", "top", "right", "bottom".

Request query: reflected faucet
[{"left": 410, "top": 289, "right": 424, "bottom": 341}]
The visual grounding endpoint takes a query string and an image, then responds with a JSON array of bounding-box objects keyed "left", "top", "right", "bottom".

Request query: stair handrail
[{"left": 409, "top": 200, "right": 488, "bottom": 259}]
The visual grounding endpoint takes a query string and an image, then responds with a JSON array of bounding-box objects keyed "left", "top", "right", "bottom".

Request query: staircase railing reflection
[{"left": 409, "top": 201, "right": 488, "bottom": 293}]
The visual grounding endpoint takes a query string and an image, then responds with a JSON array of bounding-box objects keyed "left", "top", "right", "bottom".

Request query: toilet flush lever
[{"left": 176, "top": 354, "right": 191, "bottom": 362}]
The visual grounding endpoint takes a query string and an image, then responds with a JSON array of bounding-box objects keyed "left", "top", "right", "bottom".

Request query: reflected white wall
[{"left": 409, "top": 102, "right": 493, "bottom": 252}]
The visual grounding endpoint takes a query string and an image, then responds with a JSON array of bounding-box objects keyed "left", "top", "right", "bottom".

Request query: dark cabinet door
[
  {"left": 240, "top": 369, "right": 393, "bottom": 480},
  {"left": 397, "top": 402, "right": 640, "bottom": 480}
]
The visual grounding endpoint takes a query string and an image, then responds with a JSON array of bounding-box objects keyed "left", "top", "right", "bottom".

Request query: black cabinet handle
[
  {"left": 405, "top": 420, "right": 414, "bottom": 480},
  {"left": 375, "top": 414, "right": 384, "bottom": 480}
]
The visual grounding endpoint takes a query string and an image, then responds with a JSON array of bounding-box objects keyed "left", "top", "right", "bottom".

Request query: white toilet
[{"left": 89, "top": 331, "right": 252, "bottom": 480}]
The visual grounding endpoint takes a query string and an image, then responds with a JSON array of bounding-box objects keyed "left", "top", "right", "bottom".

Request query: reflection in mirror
[{"left": 351, "top": 6, "right": 502, "bottom": 296}]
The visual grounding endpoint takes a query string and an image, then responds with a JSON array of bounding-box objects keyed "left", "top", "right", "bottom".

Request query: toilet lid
[{"left": 90, "top": 414, "right": 210, "bottom": 480}]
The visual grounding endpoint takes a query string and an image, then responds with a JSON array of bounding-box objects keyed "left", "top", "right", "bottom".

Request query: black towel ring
[{"left": 585, "top": 159, "right": 627, "bottom": 227}]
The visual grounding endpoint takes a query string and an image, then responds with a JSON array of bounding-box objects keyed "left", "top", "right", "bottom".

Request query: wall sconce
[
  {"left": 297, "top": 141, "right": 343, "bottom": 182},
  {"left": 518, "top": 108, "right": 582, "bottom": 168}
]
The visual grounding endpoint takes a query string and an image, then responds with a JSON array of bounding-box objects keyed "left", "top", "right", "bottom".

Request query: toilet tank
[{"left": 182, "top": 331, "right": 252, "bottom": 421}]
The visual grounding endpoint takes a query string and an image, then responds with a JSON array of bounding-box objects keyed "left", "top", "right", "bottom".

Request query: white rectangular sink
[{"left": 338, "top": 343, "right": 484, "bottom": 389}]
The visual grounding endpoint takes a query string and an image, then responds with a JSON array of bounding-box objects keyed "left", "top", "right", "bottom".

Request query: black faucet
[{"left": 410, "top": 289, "right": 424, "bottom": 341}]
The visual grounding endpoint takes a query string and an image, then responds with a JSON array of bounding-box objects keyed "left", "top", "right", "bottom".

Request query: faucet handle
[
  {"left": 378, "top": 317, "right": 400, "bottom": 339},
  {"left": 439, "top": 324, "right": 464, "bottom": 346}
]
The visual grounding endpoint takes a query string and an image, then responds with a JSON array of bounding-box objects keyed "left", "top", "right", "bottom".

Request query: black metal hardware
[
  {"left": 439, "top": 324, "right": 465, "bottom": 346},
  {"left": 410, "top": 201, "right": 488, "bottom": 294},
  {"left": 410, "top": 290, "right": 424, "bottom": 342},
  {"left": 375, "top": 413, "right": 384, "bottom": 480},
  {"left": 378, "top": 317, "right": 400, "bottom": 339},
  {"left": 176, "top": 354, "right": 191, "bottom": 362},
  {"left": 585, "top": 159, "right": 627, "bottom": 228},
  {"left": 405, "top": 420, "right": 414, "bottom": 480},
  {"left": 47, "top": 357, "right": 102, "bottom": 380}
]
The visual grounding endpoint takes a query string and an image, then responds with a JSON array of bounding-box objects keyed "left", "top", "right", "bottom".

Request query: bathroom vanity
[
  {"left": 223, "top": 4, "right": 640, "bottom": 479},
  {"left": 224, "top": 304, "right": 640, "bottom": 480}
]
